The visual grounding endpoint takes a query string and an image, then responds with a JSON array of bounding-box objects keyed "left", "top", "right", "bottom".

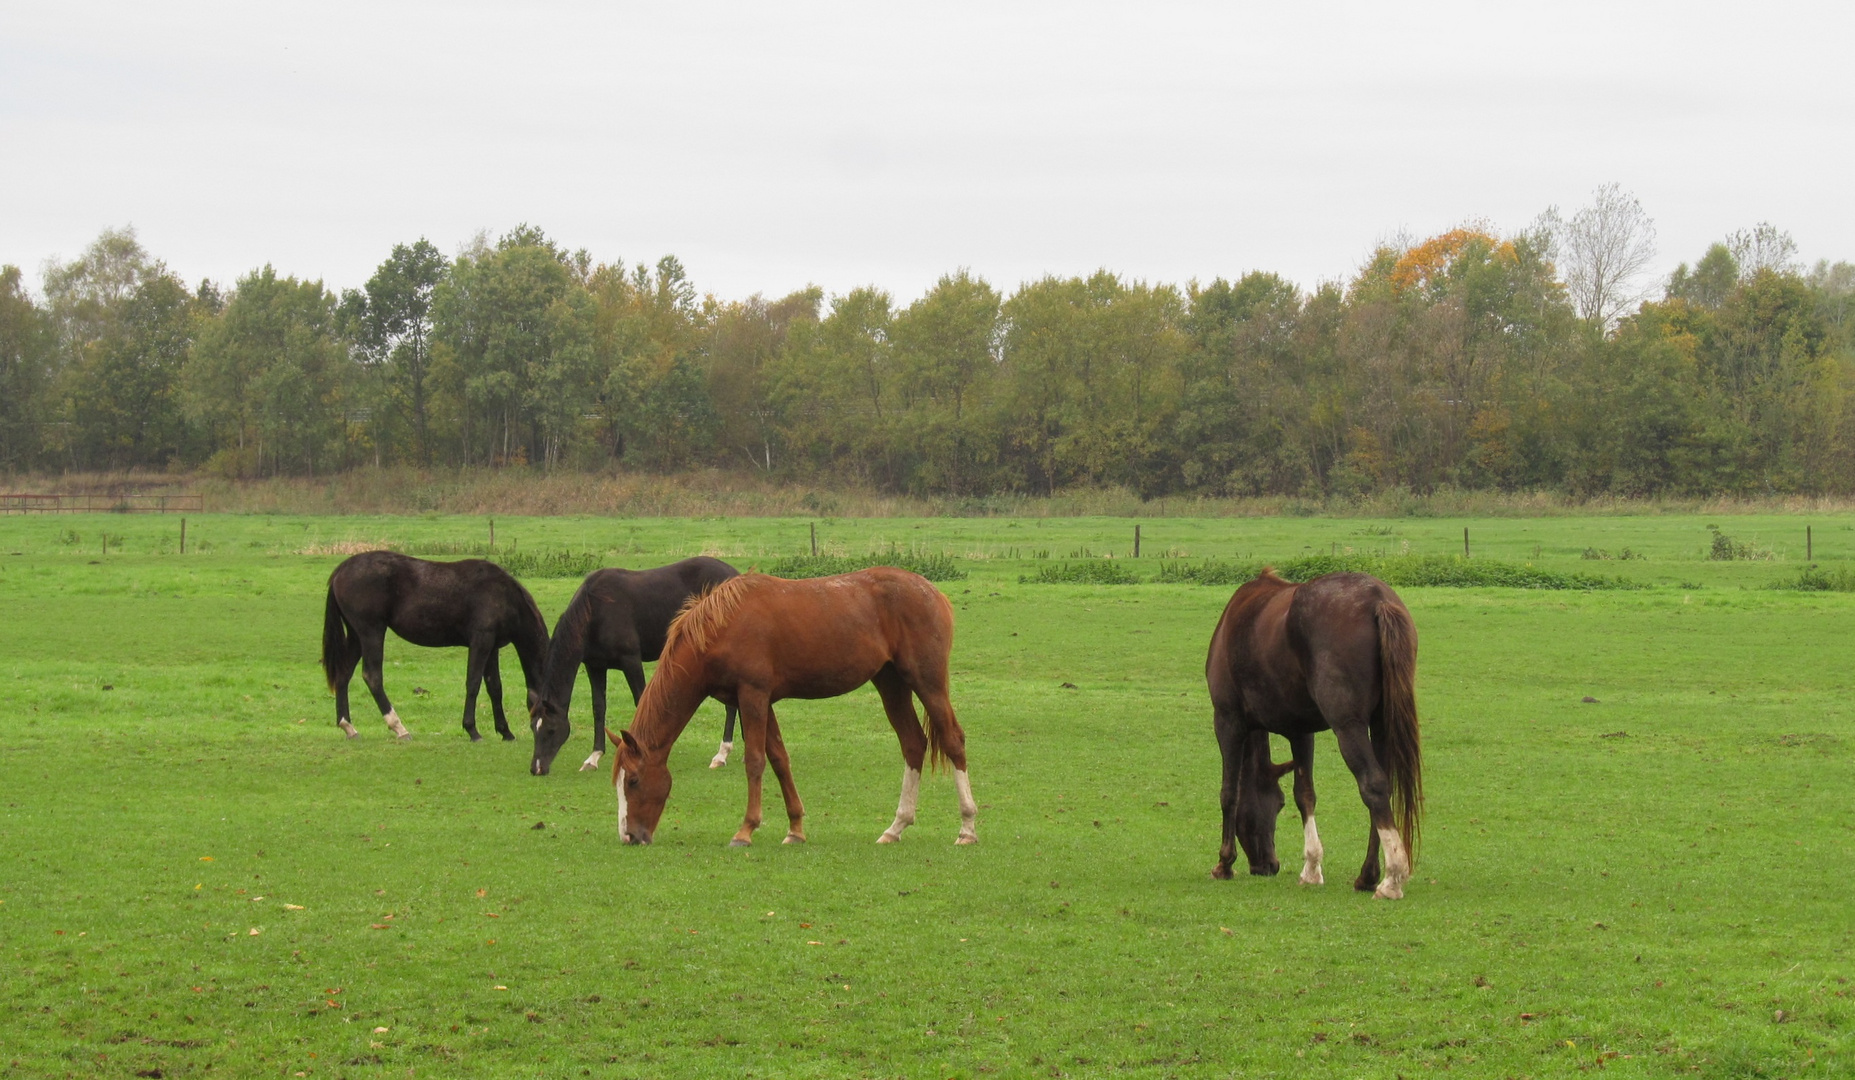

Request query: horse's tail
[
  {"left": 1375, "top": 597, "right": 1423, "bottom": 866},
  {"left": 321, "top": 583, "right": 351, "bottom": 692}
]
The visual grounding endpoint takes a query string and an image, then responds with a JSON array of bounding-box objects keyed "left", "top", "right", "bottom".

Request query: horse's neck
[
  {"left": 634, "top": 654, "right": 708, "bottom": 762},
  {"left": 538, "top": 620, "right": 584, "bottom": 710},
  {"left": 512, "top": 605, "right": 550, "bottom": 689}
]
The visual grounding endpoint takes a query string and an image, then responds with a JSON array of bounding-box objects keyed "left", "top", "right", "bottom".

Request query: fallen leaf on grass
[
  {"left": 493, "top": 985, "right": 508, "bottom": 991},
  {"left": 373, "top": 1026, "right": 389, "bottom": 1033},
  {"left": 247, "top": 928, "right": 261, "bottom": 936},
  {"left": 250, "top": 896, "right": 265, "bottom": 902},
  {"left": 475, "top": 889, "right": 487, "bottom": 898},
  {"left": 483, "top": 912, "right": 500, "bottom": 918},
  {"left": 199, "top": 856, "right": 214, "bottom": 862},
  {"left": 807, "top": 941, "right": 823, "bottom": 946},
  {"left": 283, "top": 904, "right": 304, "bottom": 911},
  {"left": 369, "top": 923, "right": 390, "bottom": 930}
]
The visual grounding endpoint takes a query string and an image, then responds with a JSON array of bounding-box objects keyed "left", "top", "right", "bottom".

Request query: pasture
[{"left": 0, "top": 512, "right": 1850, "bottom": 1078}]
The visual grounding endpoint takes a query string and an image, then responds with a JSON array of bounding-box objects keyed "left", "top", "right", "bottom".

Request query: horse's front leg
[
  {"left": 1211, "top": 706, "right": 1242, "bottom": 879},
  {"left": 358, "top": 630, "right": 408, "bottom": 740},
  {"left": 729, "top": 692, "right": 771, "bottom": 847},
  {"left": 1288, "top": 732, "right": 1323, "bottom": 885},
  {"left": 485, "top": 647, "right": 513, "bottom": 741},
  {"left": 580, "top": 665, "right": 609, "bottom": 772},
  {"left": 763, "top": 706, "right": 806, "bottom": 843},
  {"left": 460, "top": 633, "right": 494, "bottom": 742}
]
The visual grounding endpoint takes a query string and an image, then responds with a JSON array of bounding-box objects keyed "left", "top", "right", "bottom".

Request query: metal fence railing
[{"left": 0, "top": 493, "right": 204, "bottom": 514}]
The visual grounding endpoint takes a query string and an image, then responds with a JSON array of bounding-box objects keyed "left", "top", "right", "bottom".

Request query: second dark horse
[
  {"left": 321, "top": 551, "right": 549, "bottom": 742},
  {"left": 1207, "top": 569, "right": 1423, "bottom": 899},
  {"left": 528, "top": 556, "right": 742, "bottom": 776}
]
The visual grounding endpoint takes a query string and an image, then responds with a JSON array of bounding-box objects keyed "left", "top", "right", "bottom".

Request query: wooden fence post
[
  {"left": 1463, "top": 527, "right": 1470, "bottom": 559},
  {"left": 489, "top": 518, "right": 495, "bottom": 548},
  {"left": 1134, "top": 524, "right": 1141, "bottom": 558},
  {"left": 180, "top": 517, "right": 186, "bottom": 555},
  {"left": 1807, "top": 525, "right": 1813, "bottom": 562},
  {"left": 811, "top": 522, "right": 818, "bottom": 557}
]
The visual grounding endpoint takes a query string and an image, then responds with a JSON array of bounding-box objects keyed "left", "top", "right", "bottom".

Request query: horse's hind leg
[
  {"left": 916, "top": 682, "right": 977, "bottom": 846},
  {"left": 1211, "top": 705, "right": 1242, "bottom": 879},
  {"left": 1332, "top": 722, "right": 1405, "bottom": 899},
  {"left": 358, "top": 630, "right": 408, "bottom": 739},
  {"left": 484, "top": 648, "right": 513, "bottom": 741},
  {"left": 333, "top": 630, "right": 363, "bottom": 738},
  {"left": 1287, "top": 732, "right": 1323, "bottom": 885},
  {"left": 872, "top": 665, "right": 928, "bottom": 844},
  {"left": 763, "top": 706, "right": 806, "bottom": 843}
]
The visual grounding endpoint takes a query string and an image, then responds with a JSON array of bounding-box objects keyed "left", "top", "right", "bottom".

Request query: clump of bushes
[
  {"left": 1581, "top": 547, "right": 1644, "bottom": 560},
  {"left": 766, "top": 552, "right": 968, "bottom": 582},
  {"left": 1707, "top": 526, "right": 1773, "bottom": 561},
  {"left": 1152, "top": 554, "right": 1638, "bottom": 590},
  {"left": 1022, "top": 560, "right": 1141, "bottom": 585},
  {"left": 1772, "top": 565, "right": 1855, "bottom": 592}
]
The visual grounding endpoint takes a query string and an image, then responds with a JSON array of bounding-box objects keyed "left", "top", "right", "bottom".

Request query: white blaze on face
[
  {"left": 534, "top": 715, "right": 544, "bottom": 733},
  {"left": 614, "top": 767, "right": 629, "bottom": 839},
  {"left": 1299, "top": 815, "right": 1324, "bottom": 885},
  {"left": 1374, "top": 826, "right": 1409, "bottom": 899}
]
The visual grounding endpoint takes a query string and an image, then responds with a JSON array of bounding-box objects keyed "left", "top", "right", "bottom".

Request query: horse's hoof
[
  {"left": 955, "top": 834, "right": 978, "bottom": 846},
  {"left": 1373, "top": 882, "right": 1404, "bottom": 900},
  {"left": 1211, "top": 865, "right": 1234, "bottom": 880},
  {"left": 579, "top": 752, "right": 603, "bottom": 772},
  {"left": 396, "top": 733, "right": 412, "bottom": 743},
  {"left": 782, "top": 834, "right": 806, "bottom": 844},
  {"left": 1299, "top": 867, "right": 1325, "bottom": 886},
  {"left": 876, "top": 832, "right": 899, "bottom": 844},
  {"left": 729, "top": 838, "right": 752, "bottom": 848},
  {"left": 467, "top": 732, "right": 482, "bottom": 743},
  {"left": 498, "top": 732, "right": 515, "bottom": 742}
]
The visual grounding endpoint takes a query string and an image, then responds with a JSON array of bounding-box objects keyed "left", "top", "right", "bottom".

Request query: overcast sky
[{"left": 4, "top": 1, "right": 1850, "bottom": 303}]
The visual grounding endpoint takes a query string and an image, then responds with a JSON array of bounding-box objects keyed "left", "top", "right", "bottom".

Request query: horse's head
[
  {"left": 528, "top": 690, "right": 569, "bottom": 776},
  {"left": 1236, "top": 756, "right": 1296, "bottom": 876},
  {"left": 610, "top": 728, "right": 671, "bottom": 845}
]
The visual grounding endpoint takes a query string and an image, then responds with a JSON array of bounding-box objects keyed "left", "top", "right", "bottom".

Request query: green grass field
[{"left": 1, "top": 513, "right": 1850, "bottom": 1078}]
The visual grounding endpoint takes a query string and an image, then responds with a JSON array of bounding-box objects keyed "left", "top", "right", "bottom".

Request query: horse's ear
[{"left": 618, "top": 729, "right": 642, "bottom": 755}]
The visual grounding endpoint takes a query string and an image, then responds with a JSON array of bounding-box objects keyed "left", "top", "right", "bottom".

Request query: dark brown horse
[
  {"left": 528, "top": 557, "right": 742, "bottom": 777},
  {"left": 608, "top": 568, "right": 976, "bottom": 847},
  {"left": 321, "top": 551, "right": 548, "bottom": 743},
  {"left": 1207, "top": 570, "right": 1422, "bottom": 899}
]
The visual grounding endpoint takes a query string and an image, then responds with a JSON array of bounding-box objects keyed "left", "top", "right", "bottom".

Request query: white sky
[{"left": 4, "top": 1, "right": 1850, "bottom": 303}]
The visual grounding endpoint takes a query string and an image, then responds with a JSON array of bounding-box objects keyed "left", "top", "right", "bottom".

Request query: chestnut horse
[
  {"left": 1207, "top": 570, "right": 1422, "bottom": 899},
  {"left": 321, "top": 551, "right": 548, "bottom": 742},
  {"left": 528, "top": 557, "right": 742, "bottom": 776},
  {"left": 607, "top": 568, "right": 977, "bottom": 847}
]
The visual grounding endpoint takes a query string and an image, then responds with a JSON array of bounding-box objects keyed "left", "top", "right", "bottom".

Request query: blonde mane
[{"left": 662, "top": 574, "right": 763, "bottom": 659}]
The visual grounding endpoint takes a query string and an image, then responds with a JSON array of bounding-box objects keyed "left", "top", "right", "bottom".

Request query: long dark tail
[
  {"left": 321, "top": 585, "right": 351, "bottom": 692},
  {"left": 1375, "top": 598, "right": 1423, "bottom": 865}
]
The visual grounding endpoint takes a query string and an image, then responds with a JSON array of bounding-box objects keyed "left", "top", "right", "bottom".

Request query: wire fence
[{"left": 0, "top": 493, "right": 204, "bottom": 514}]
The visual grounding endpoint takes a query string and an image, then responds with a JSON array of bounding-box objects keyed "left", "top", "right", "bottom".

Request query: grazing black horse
[
  {"left": 1207, "top": 570, "right": 1423, "bottom": 899},
  {"left": 321, "top": 551, "right": 549, "bottom": 742},
  {"left": 528, "top": 556, "right": 742, "bottom": 776}
]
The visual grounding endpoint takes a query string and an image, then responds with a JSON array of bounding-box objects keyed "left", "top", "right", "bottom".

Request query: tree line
[{"left": 3, "top": 191, "right": 1852, "bottom": 498}]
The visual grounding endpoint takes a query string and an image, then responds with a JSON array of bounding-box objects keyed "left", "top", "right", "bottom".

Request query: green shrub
[
  {"left": 1772, "top": 565, "right": 1855, "bottom": 592},
  {"left": 765, "top": 552, "right": 968, "bottom": 582},
  {"left": 1707, "top": 526, "right": 1773, "bottom": 561},
  {"left": 1022, "top": 560, "right": 1141, "bottom": 585},
  {"left": 1154, "top": 554, "right": 1637, "bottom": 590}
]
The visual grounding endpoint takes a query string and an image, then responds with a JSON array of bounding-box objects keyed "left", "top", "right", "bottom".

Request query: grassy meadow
[{"left": 0, "top": 511, "right": 1851, "bottom": 1078}]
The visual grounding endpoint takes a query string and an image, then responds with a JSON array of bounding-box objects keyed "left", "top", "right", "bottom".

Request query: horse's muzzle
[{"left": 531, "top": 758, "right": 550, "bottom": 776}]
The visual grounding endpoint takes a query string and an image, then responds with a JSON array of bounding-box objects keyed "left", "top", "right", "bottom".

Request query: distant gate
[{"left": 0, "top": 493, "right": 204, "bottom": 514}]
